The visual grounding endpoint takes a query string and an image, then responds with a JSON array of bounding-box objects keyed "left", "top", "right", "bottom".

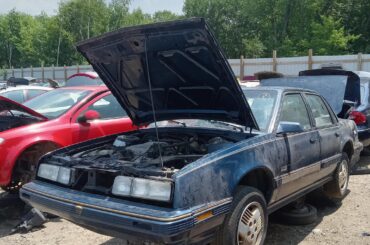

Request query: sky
[{"left": 0, "top": 0, "right": 184, "bottom": 15}]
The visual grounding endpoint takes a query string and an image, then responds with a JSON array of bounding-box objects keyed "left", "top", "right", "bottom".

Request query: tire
[
  {"left": 215, "top": 186, "right": 268, "bottom": 245},
  {"left": 273, "top": 204, "right": 317, "bottom": 225},
  {"left": 323, "top": 153, "right": 350, "bottom": 200}
]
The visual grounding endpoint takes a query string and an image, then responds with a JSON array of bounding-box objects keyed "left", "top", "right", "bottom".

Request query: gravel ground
[{"left": 1, "top": 159, "right": 370, "bottom": 245}]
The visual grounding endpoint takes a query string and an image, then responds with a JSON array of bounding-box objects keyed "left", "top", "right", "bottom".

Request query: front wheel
[
  {"left": 323, "top": 153, "right": 350, "bottom": 200},
  {"left": 215, "top": 186, "right": 268, "bottom": 245}
]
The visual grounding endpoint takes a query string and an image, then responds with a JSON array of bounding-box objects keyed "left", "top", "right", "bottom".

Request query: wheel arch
[
  {"left": 236, "top": 166, "right": 275, "bottom": 204},
  {"left": 7, "top": 140, "right": 62, "bottom": 186},
  {"left": 342, "top": 140, "right": 354, "bottom": 160}
]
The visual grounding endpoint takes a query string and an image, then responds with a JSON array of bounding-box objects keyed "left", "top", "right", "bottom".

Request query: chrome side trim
[{"left": 276, "top": 161, "right": 321, "bottom": 184}]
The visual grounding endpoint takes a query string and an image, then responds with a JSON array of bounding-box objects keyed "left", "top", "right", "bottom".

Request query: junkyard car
[
  {"left": 66, "top": 71, "right": 103, "bottom": 86},
  {"left": 20, "top": 19, "right": 362, "bottom": 244},
  {"left": 0, "top": 86, "right": 138, "bottom": 191},
  {"left": 262, "top": 69, "right": 370, "bottom": 155},
  {"left": 0, "top": 85, "right": 53, "bottom": 103}
]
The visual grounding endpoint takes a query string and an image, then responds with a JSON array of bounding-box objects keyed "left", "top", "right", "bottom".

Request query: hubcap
[
  {"left": 338, "top": 160, "right": 348, "bottom": 191},
  {"left": 237, "top": 201, "right": 264, "bottom": 245}
]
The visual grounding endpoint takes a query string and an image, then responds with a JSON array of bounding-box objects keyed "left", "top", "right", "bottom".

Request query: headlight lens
[
  {"left": 112, "top": 176, "right": 172, "bottom": 202},
  {"left": 38, "top": 164, "right": 59, "bottom": 181},
  {"left": 37, "top": 164, "right": 74, "bottom": 185}
]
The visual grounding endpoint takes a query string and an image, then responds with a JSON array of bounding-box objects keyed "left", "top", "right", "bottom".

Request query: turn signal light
[{"left": 349, "top": 111, "right": 366, "bottom": 125}]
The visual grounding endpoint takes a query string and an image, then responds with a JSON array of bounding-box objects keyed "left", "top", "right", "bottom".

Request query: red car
[
  {"left": 66, "top": 71, "right": 103, "bottom": 86},
  {"left": 0, "top": 86, "right": 138, "bottom": 191}
]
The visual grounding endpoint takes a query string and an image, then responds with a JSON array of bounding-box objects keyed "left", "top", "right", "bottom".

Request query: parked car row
[{"left": 14, "top": 18, "right": 362, "bottom": 245}]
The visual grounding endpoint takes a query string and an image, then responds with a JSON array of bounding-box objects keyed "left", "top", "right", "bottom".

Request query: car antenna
[{"left": 145, "top": 38, "right": 164, "bottom": 168}]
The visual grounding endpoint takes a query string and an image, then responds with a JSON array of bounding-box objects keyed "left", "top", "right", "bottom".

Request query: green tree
[
  {"left": 152, "top": 10, "right": 180, "bottom": 22},
  {"left": 306, "top": 16, "right": 359, "bottom": 55}
]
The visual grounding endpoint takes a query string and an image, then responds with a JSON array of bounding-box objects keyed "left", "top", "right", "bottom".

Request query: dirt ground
[{"left": 1, "top": 158, "right": 370, "bottom": 245}]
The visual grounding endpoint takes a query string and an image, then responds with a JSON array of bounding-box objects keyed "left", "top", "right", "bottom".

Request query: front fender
[
  {"left": 0, "top": 138, "right": 64, "bottom": 186},
  {"left": 173, "top": 133, "right": 285, "bottom": 209}
]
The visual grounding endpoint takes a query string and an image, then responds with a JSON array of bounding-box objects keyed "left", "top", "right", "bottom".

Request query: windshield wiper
[
  {"left": 208, "top": 120, "right": 244, "bottom": 132},
  {"left": 168, "top": 120, "right": 187, "bottom": 127}
]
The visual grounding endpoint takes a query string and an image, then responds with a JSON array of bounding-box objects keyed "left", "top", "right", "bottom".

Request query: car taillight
[{"left": 349, "top": 111, "right": 366, "bottom": 125}]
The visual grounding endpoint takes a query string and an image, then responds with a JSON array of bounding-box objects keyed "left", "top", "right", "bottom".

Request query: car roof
[
  {"left": 58, "top": 85, "right": 109, "bottom": 92},
  {"left": 0, "top": 86, "right": 53, "bottom": 92},
  {"left": 67, "top": 71, "right": 99, "bottom": 80},
  {"left": 242, "top": 85, "right": 318, "bottom": 94}
]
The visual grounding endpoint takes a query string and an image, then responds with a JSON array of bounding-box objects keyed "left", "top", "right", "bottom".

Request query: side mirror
[
  {"left": 277, "top": 121, "right": 304, "bottom": 134},
  {"left": 78, "top": 110, "right": 100, "bottom": 123}
]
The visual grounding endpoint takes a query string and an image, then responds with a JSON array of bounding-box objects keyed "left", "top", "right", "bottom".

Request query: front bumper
[{"left": 20, "top": 181, "right": 231, "bottom": 244}]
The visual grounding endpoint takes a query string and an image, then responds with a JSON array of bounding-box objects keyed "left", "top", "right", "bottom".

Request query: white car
[{"left": 0, "top": 86, "right": 53, "bottom": 103}]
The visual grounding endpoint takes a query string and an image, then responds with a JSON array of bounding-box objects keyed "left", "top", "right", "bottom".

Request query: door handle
[
  {"left": 310, "top": 137, "right": 317, "bottom": 143},
  {"left": 335, "top": 132, "right": 340, "bottom": 137}
]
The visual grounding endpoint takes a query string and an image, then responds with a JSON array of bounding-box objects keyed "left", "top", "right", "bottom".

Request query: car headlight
[
  {"left": 0, "top": 138, "right": 5, "bottom": 145},
  {"left": 37, "top": 164, "right": 74, "bottom": 185},
  {"left": 112, "top": 176, "right": 172, "bottom": 202}
]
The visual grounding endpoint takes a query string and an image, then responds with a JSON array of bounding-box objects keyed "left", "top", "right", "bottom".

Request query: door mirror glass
[
  {"left": 78, "top": 110, "right": 100, "bottom": 123},
  {"left": 277, "top": 121, "right": 304, "bottom": 134}
]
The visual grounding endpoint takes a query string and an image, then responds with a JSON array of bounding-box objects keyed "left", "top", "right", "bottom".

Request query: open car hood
[
  {"left": 76, "top": 18, "right": 258, "bottom": 129},
  {"left": 0, "top": 96, "right": 47, "bottom": 120}
]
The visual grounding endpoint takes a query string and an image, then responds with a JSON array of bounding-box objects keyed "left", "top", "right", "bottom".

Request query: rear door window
[{"left": 305, "top": 94, "right": 333, "bottom": 127}]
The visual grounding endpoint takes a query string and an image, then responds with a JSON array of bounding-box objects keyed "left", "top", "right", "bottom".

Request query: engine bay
[
  {"left": 61, "top": 132, "right": 235, "bottom": 176},
  {"left": 39, "top": 130, "right": 248, "bottom": 202}
]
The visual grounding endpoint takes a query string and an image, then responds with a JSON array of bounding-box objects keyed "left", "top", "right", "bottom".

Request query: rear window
[
  {"left": 1, "top": 90, "right": 25, "bottom": 103},
  {"left": 66, "top": 76, "right": 103, "bottom": 86}
]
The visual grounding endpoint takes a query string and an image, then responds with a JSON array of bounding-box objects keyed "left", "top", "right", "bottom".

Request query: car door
[
  {"left": 71, "top": 93, "right": 137, "bottom": 143},
  {"left": 276, "top": 93, "right": 321, "bottom": 199},
  {"left": 304, "top": 93, "right": 341, "bottom": 178}
]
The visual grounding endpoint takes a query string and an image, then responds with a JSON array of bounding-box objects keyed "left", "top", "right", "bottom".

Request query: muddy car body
[{"left": 21, "top": 18, "right": 362, "bottom": 244}]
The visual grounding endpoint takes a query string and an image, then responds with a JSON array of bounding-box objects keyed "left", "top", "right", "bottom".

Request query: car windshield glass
[
  {"left": 243, "top": 89, "right": 277, "bottom": 131},
  {"left": 66, "top": 76, "right": 103, "bottom": 86},
  {"left": 148, "top": 90, "right": 277, "bottom": 132},
  {"left": 22, "top": 89, "right": 90, "bottom": 119}
]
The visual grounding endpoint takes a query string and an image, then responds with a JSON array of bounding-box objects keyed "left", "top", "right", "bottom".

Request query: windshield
[
  {"left": 243, "top": 89, "right": 277, "bottom": 131},
  {"left": 22, "top": 89, "right": 90, "bottom": 119},
  {"left": 148, "top": 90, "right": 277, "bottom": 132}
]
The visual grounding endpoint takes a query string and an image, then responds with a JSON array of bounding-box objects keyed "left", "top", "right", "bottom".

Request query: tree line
[{"left": 0, "top": 0, "right": 369, "bottom": 69}]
